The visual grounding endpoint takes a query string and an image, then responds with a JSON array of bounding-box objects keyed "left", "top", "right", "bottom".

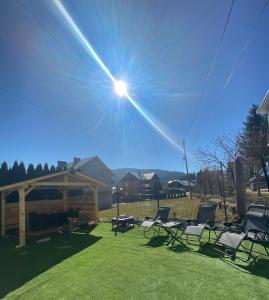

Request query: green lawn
[
  {"left": 99, "top": 197, "right": 229, "bottom": 223},
  {"left": 1, "top": 224, "right": 269, "bottom": 299}
]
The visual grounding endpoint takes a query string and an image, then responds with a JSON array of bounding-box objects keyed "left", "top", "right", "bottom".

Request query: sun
[{"left": 114, "top": 80, "right": 127, "bottom": 97}]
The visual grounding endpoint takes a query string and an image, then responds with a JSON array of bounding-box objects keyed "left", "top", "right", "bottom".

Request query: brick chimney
[{"left": 73, "top": 157, "right": 80, "bottom": 165}]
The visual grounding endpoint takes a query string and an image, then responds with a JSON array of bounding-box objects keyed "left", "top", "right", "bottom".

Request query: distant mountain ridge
[{"left": 112, "top": 168, "right": 187, "bottom": 187}]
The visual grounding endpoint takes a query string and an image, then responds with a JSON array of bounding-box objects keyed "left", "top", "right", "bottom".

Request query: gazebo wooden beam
[
  {"left": 0, "top": 170, "right": 104, "bottom": 247},
  {"left": 63, "top": 175, "right": 68, "bottom": 211},
  {"left": 30, "top": 182, "right": 91, "bottom": 187},
  {"left": 25, "top": 185, "right": 35, "bottom": 196},
  {"left": 93, "top": 186, "right": 99, "bottom": 223},
  {"left": 58, "top": 188, "right": 65, "bottom": 194},
  {"left": 1, "top": 192, "right": 6, "bottom": 237},
  {"left": 19, "top": 187, "right": 26, "bottom": 247}
]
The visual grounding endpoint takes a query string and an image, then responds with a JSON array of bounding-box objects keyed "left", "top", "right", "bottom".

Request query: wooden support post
[
  {"left": 93, "top": 186, "right": 99, "bottom": 223},
  {"left": 115, "top": 186, "right": 120, "bottom": 236},
  {"left": 19, "top": 187, "right": 26, "bottom": 247},
  {"left": 1, "top": 192, "right": 6, "bottom": 237},
  {"left": 261, "top": 155, "right": 269, "bottom": 191},
  {"left": 183, "top": 140, "right": 192, "bottom": 199},
  {"left": 63, "top": 189, "right": 68, "bottom": 211},
  {"left": 220, "top": 162, "right": 228, "bottom": 223},
  {"left": 234, "top": 156, "right": 246, "bottom": 218},
  {"left": 63, "top": 175, "right": 68, "bottom": 211}
]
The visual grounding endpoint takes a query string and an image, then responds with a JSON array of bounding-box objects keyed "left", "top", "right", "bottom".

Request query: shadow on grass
[
  {"left": 112, "top": 226, "right": 135, "bottom": 234},
  {"left": 168, "top": 242, "right": 191, "bottom": 253},
  {"left": 175, "top": 241, "right": 269, "bottom": 280},
  {"left": 142, "top": 236, "right": 169, "bottom": 247},
  {"left": 219, "top": 251, "right": 269, "bottom": 279},
  {"left": 0, "top": 225, "right": 101, "bottom": 298},
  {"left": 233, "top": 256, "right": 269, "bottom": 279},
  {"left": 196, "top": 243, "right": 221, "bottom": 258},
  {"left": 141, "top": 235, "right": 191, "bottom": 252}
]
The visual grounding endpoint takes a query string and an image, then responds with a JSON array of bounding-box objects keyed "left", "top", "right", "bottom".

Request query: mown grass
[
  {"left": 99, "top": 196, "right": 233, "bottom": 223},
  {"left": 1, "top": 224, "right": 269, "bottom": 300},
  {"left": 246, "top": 190, "right": 269, "bottom": 206}
]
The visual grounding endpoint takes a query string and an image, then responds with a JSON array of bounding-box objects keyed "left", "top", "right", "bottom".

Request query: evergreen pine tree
[
  {"left": 0, "top": 161, "right": 9, "bottom": 186},
  {"left": 239, "top": 104, "right": 269, "bottom": 175},
  {"left": 10, "top": 161, "right": 19, "bottom": 184},
  {"left": 17, "top": 161, "right": 27, "bottom": 182},
  {"left": 34, "top": 163, "right": 44, "bottom": 178},
  {"left": 49, "top": 165, "right": 56, "bottom": 173},
  {"left": 27, "top": 163, "right": 35, "bottom": 179},
  {"left": 43, "top": 163, "right": 50, "bottom": 175}
]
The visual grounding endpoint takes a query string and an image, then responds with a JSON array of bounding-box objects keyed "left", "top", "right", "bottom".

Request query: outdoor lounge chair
[
  {"left": 222, "top": 204, "right": 269, "bottom": 234},
  {"left": 160, "top": 220, "right": 185, "bottom": 245},
  {"left": 216, "top": 205, "right": 269, "bottom": 260},
  {"left": 180, "top": 203, "right": 217, "bottom": 244},
  {"left": 139, "top": 206, "right": 171, "bottom": 236}
]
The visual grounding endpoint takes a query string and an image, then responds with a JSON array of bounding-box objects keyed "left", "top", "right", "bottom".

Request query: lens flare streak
[
  {"left": 53, "top": 0, "right": 182, "bottom": 153},
  {"left": 126, "top": 94, "right": 181, "bottom": 151}
]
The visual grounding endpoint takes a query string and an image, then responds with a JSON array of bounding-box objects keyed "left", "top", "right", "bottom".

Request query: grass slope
[
  {"left": 1, "top": 224, "right": 269, "bottom": 300},
  {"left": 99, "top": 197, "right": 228, "bottom": 223}
]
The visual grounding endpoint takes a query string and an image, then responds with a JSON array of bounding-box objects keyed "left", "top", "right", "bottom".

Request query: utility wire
[
  {"left": 223, "top": 0, "right": 269, "bottom": 89},
  {"left": 186, "top": 0, "right": 235, "bottom": 137},
  {"left": 192, "top": 0, "right": 269, "bottom": 147},
  {"left": 0, "top": 87, "right": 58, "bottom": 118},
  {"left": 1, "top": 2, "right": 78, "bottom": 122},
  {"left": 16, "top": 0, "right": 85, "bottom": 69}
]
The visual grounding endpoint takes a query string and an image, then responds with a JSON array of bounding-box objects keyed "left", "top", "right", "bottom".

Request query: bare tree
[{"left": 196, "top": 133, "right": 240, "bottom": 170}]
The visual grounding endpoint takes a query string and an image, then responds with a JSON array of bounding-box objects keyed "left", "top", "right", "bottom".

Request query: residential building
[
  {"left": 168, "top": 179, "right": 195, "bottom": 189},
  {"left": 257, "top": 90, "right": 269, "bottom": 144},
  {"left": 120, "top": 171, "right": 161, "bottom": 200},
  {"left": 58, "top": 156, "right": 114, "bottom": 209}
]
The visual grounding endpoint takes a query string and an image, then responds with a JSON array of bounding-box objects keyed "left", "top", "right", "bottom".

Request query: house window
[{"left": 100, "top": 168, "right": 105, "bottom": 176}]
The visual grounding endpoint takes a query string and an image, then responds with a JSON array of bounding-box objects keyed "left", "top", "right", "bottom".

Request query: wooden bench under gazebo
[{"left": 0, "top": 170, "right": 104, "bottom": 247}]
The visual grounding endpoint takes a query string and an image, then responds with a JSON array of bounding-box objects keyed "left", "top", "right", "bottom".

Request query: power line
[
  {"left": 224, "top": 0, "right": 269, "bottom": 89},
  {"left": 192, "top": 0, "right": 269, "bottom": 147},
  {"left": 186, "top": 0, "right": 235, "bottom": 137},
  {"left": 0, "top": 87, "right": 57, "bottom": 118},
  {"left": 16, "top": 0, "right": 85, "bottom": 69}
]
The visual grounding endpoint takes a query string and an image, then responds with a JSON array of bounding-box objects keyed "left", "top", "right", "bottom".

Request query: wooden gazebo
[{"left": 0, "top": 170, "right": 104, "bottom": 247}]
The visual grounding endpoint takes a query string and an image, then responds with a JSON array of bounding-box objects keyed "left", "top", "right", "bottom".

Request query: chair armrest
[
  {"left": 222, "top": 221, "right": 243, "bottom": 233},
  {"left": 233, "top": 217, "right": 243, "bottom": 224},
  {"left": 222, "top": 222, "right": 234, "bottom": 227},
  {"left": 247, "top": 228, "right": 266, "bottom": 234},
  {"left": 205, "top": 220, "right": 214, "bottom": 227},
  {"left": 186, "top": 219, "right": 195, "bottom": 225}
]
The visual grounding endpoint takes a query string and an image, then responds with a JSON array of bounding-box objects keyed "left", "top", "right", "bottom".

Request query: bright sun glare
[{"left": 114, "top": 80, "right": 127, "bottom": 97}]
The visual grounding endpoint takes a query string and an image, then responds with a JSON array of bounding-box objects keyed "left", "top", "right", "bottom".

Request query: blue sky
[{"left": 0, "top": 0, "right": 269, "bottom": 172}]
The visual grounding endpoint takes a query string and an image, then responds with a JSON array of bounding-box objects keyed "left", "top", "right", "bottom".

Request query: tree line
[
  {"left": 0, "top": 161, "right": 67, "bottom": 202},
  {"left": 196, "top": 104, "right": 269, "bottom": 196},
  {"left": 0, "top": 161, "right": 67, "bottom": 187}
]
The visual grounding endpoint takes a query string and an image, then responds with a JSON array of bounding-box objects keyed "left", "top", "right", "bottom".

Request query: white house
[
  {"left": 58, "top": 156, "right": 114, "bottom": 209},
  {"left": 257, "top": 90, "right": 269, "bottom": 116},
  {"left": 257, "top": 90, "right": 269, "bottom": 145}
]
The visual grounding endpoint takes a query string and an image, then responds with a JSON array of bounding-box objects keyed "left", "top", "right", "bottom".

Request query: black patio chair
[
  {"left": 180, "top": 203, "right": 217, "bottom": 244},
  {"left": 221, "top": 204, "right": 267, "bottom": 234},
  {"left": 216, "top": 205, "right": 269, "bottom": 260},
  {"left": 139, "top": 206, "right": 171, "bottom": 236}
]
